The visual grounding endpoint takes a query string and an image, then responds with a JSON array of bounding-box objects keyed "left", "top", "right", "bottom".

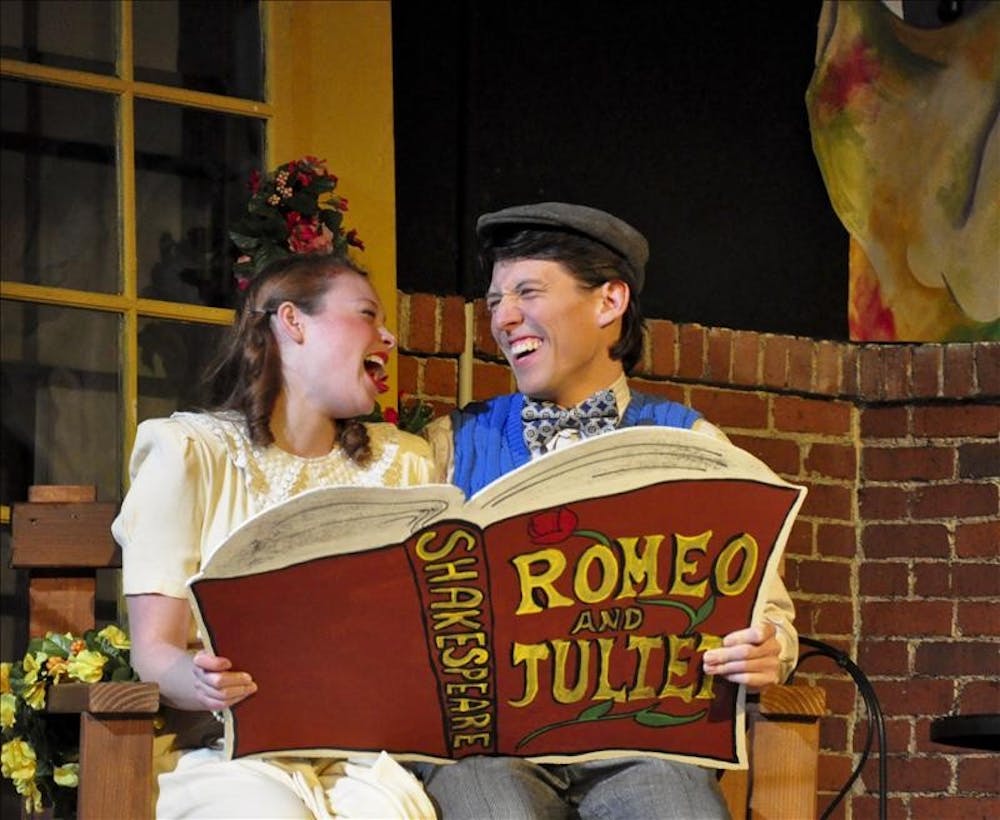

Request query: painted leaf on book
[{"left": 188, "top": 427, "right": 805, "bottom": 769}]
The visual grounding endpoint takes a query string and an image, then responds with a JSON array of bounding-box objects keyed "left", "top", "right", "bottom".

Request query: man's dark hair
[{"left": 479, "top": 227, "right": 645, "bottom": 373}]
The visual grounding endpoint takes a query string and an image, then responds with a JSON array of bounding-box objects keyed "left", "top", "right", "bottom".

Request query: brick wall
[{"left": 397, "top": 293, "right": 1000, "bottom": 819}]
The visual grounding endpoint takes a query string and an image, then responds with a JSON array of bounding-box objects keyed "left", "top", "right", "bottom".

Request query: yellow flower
[
  {"left": 45, "top": 656, "right": 69, "bottom": 684},
  {"left": 97, "top": 624, "right": 130, "bottom": 650},
  {"left": 1, "top": 738, "right": 37, "bottom": 783},
  {"left": 54, "top": 762, "right": 80, "bottom": 788},
  {"left": 21, "top": 652, "right": 45, "bottom": 686},
  {"left": 0, "top": 662, "right": 10, "bottom": 694},
  {"left": 18, "top": 777, "right": 43, "bottom": 814},
  {"left": 66, "top": 649, "right": 107, "bottom": 683},
  {"left": 21, "top": 680, "right": 46, "bottom": 711},
  {"left": 0, "top": 693, "right": 16, "bottom": 729}
]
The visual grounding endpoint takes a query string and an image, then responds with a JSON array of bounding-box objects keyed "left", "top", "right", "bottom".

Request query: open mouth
[
  {"left": 364, "top": 352, "right": 389, "bottom": 393},
  {"left": 509, "top": 337, "right": 542, "bottom": 362}
]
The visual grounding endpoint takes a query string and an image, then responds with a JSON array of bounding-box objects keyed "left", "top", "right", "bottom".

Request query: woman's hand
[
  {"left": 702, "top": 622, "right": 782, "bottom": 691},
  {"left": 191, "top": 650, "right": 258, "bottom": 711}
]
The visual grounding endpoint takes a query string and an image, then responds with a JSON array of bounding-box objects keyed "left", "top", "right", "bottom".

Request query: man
[{"left": 421, "top": 202, "right": 796, "bottom": 818}]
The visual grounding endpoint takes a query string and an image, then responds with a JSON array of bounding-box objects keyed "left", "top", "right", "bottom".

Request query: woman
[{"left": 112, "top": 253, "right": 437, "bottom": 818}]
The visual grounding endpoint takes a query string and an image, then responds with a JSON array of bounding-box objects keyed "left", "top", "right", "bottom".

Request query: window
[{"left": 1, "top": 0, "right": 267, "bottom": 514}]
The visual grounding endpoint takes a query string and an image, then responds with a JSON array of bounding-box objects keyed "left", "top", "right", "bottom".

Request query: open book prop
[{"left": 189, "top": 427, "right": 806, "bottom": 769}]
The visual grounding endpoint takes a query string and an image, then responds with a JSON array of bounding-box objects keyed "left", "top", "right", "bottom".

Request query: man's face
[{"left": 486, "top": 258, "right": 624, "bottom": 406}]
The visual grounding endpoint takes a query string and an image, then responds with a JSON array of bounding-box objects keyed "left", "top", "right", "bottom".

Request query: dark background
[{"left": 392, "top": 0, "right": 850, "bottom": 340}]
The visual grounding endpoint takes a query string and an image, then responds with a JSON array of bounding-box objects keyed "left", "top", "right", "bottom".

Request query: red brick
[
  {"left": 773, "top": 395, "right": 852, "bottom": 435},
  {"left": 842, "top": 343, "right": 859, "bottom": 396},
  {"left": 819, "top": 714, "right": 848, "bottom": 752},
  {"left": 799, "top": 481, "right": 853, "bottom": 521},
  {"left": 648, "top": 320, "right": 677, "bottom": 377},
  {"left": 853, "top": 715, "right": 911, "bottom": 754},
  {"left": 688, "top": 388, "right": 767, "bottom": 429},
  {"left": 912, "top": 561, "right": 953, "bottom": 597},
  {"left": 632, "top": 378, "right": 688, "bottom": 406},
  {"left": 912, "top": 482, "right": 998, "bottom": 520},
  {"left": 915, "top": 641, "right": 1000, "bottom": 676},
  {"left": 472, "top": 299, "right": 499, "bottom": 358},
  {"left": 956, "top": 521, "right": 1000, "bottom": 558},
  {"left": 862, "top": 523, "right": 949, "bottom": 558},
  {"left": 859, "top": 561, "right": 908, "bottom": 597},
  {"left": 761, "top": 334, "right": 789, "bottom": 389},
  {"left": 858, "top": 639, "right": 909, "bottom": 675},
  {"left": 862, "top": 601, "right": 953, "bottom": 636},
  {"left": 863, "top": 446, "right": 955, "bottom": 481},
  {"left": 817, "top": 523, "right": 857, "bottom": 558},
  {"left": 397, "top": 354, "right": 420, "bottom": 395},
  {"left": 814, "top": 340, "right": 842, "bottom": 396},
  {"left": 874, "top": 678, "right": 956, "bottom": 717},
  {"left": 471, "top": 360, "right": 512, "bottom": 400},
  {"left": 957, "top": 756, "right": 1000, "bottom": 792},
  {"left": 814, "top": 600, "right": 855, "bottom": 635},
  {"left": 943, "top": 343, "right": 975, "bottom": 398},
  {"left": 407, "top": 293, "right": 437, "bottom": 352},
  {"left": 976, "top": 342, "right": 1000, "bottom": 395},
  {"left": 957, "top": 601, "right": 1000, "bottom": 638},
  {"left": 850, "top": 795, "right": 908, "bottom": 820},
  {"left": 706, "top": 327, "right": 732, "bottom": 383},
  {"left": 817, "top": 753, "right": 854, "bottom": 793},
  {"left": 913, "top": 404, "right": 1000, "bottom": 437},
  {"left": 959, "top": 679, "right": 1000, "bottom": 713},
  {"left": 787, "top": 337, "right": 816, "bottom": 393},
  {"left": 728, "top": 434, "right": 801, "bottom": 476},
  {"left": 677, "top": 323, "right": 706, "bottom": 380},
  {"left": 794, "top": 558, "right": 852, "bottom": 596},
  {"left": 785, "top": 519, "right": 814, "bottom": 557},
  {"left": 731, "top": 331, "right": 759, "bottom": 386},
  {"left": 952, "top": 563, "right": 1000, "bottom": 598},
  {"left": 860, "top": 406, "right": 909, "bottom": 439},
  {"left": 859, "top": 346, "right": 884, "bottom": 401},
  {"left": 440, "top": 295, "right": 467, "bottom": 355},
  {"left": 429, "top": 398, "right": 456, "bottom": 416},
  {"left": 423, "top": 357, "right": 457, "bottom": 397},
  {"left": 882, "top": 346, "right": 913, "bottom": 401},
  {"left": 911, "top": 344, "right": 943, "bottom": 397},
  {"left": 866, "top": 754, "right": 951, "bottom": 793},
  {"left": 805, "top": 443, "right": 857, "bottom": 480},
  {"left": 859, "top": 484, "right": 910, "bottom": 521},
  {"left": 910, "top": 796, "right": 1000, "bottom": 818},
  {"left": 958, "top": 441, "right": 999, "bottom": 479}
]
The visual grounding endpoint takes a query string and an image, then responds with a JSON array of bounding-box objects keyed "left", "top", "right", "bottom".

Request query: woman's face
[{"left": 291, "top": 271, "right": 395, "bottom": 419}]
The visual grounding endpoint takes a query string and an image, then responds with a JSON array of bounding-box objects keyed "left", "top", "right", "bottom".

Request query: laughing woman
[{"left": 112, "top": 253, "right": 436, "bottom": 818}]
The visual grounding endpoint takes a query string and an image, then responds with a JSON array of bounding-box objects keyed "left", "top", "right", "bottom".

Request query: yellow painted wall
[{"left": 266, "top": 0, "right": 400, "bottom": 399}]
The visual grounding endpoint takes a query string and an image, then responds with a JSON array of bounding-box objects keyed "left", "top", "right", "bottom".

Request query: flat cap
[{"left": 476, "top": 202, "right": 648, "bottom": 292}]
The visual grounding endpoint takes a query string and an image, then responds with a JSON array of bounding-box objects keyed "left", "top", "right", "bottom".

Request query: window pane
[
  {"left": 134, "top": 99, "right": 263, "bottom": 308},
  {"left": 0, "top": 78, "right": 119, "bottom": 291},
  {"left": 137, "top": 316, "right": 227, "bottom": 421},
  {"left": 134, "top": 0, "right": 263, "bottom": 100},
  {"left": 0, "top": 0, "right": 116, "bottom": 75},
  {"left": 0, "top": 299, "right": 121, "bottom": 507}
]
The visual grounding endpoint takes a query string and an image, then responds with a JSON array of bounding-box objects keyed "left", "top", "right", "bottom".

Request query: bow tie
[{"left": 521, "top": 389, "right": 619, "bottom": 456}]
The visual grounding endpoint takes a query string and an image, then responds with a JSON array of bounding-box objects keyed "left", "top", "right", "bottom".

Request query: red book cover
[{"left": 189, "top": 427, "right": 805, "bottom": 769}]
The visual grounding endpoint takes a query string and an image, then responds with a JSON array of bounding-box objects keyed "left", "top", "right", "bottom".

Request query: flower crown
[{"left": 229, "top": 156, "right": 364, "bottom": 291}]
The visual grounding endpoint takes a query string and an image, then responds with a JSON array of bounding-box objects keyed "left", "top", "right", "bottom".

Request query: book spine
[{"left": 405, "top": 520, "right": 499, "bottom": 759}]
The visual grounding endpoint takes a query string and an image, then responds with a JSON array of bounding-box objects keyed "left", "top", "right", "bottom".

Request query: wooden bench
[{"left": 12, "top": 485, "right": 825, "bottom": 819}]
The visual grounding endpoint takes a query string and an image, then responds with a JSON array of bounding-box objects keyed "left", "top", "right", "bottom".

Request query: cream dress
[{"left": 112, "top": 411, "right": 437, "bottom": 819}]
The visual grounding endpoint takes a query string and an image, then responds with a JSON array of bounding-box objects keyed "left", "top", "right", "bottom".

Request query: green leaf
[
  {"left": 577, "top": 700, "right": 615, "bottom": 721},
  {"left": 691, "top": 595, "right": 716, "bottom": 627},
  {"left": 572, "top": 529, "right": 611, "bottom": 547},
  {"left": 229, "top": 232, "right": 262, "bottom": 251},
  {"left": 633, "top": 707, "right": 706, "bottom": 728}
]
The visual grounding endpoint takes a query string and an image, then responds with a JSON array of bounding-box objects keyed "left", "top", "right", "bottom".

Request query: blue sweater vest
[{"left": 450, "top": 391, "right": 701, "bottom": 497}]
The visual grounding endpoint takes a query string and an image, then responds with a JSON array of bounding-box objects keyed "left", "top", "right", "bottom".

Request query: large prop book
[{"left": 188, "top": 427, "right": 805, "bottom": 769}]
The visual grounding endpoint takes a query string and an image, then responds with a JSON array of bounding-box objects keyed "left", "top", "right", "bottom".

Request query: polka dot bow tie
[{"left": 521, "top": 389, "right": 619, "bottom": 456}]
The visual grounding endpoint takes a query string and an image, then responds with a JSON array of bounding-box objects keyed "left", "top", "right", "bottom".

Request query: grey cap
[{"left": 476, "top": 202, "right": 648, "bottom": 293}]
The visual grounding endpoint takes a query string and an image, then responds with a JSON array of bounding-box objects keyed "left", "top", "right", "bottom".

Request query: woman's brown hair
[{"left": 205, "top": 253, "right": 373, "bottom": 464}]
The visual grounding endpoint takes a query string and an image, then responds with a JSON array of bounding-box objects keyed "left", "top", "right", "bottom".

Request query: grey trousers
[{"left": 407, "top": 756, "right": 730, "bottom": 820}]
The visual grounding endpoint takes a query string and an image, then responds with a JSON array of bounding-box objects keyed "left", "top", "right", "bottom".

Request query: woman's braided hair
[{"left": 205, "top": 253, "right": 372, "bottom": 464}]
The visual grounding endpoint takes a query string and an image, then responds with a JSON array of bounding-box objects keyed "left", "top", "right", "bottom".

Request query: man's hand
[
  {"left": 192, "top": 650, "right": 258, "bottom": 711},
  {"left": 702, "top": 622, "right": 782, "bottom": 691}
]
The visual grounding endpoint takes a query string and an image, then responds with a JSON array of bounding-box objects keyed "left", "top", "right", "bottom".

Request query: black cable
[{"left": 787, "top": 636, "right": 887, "bottom": 820}]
